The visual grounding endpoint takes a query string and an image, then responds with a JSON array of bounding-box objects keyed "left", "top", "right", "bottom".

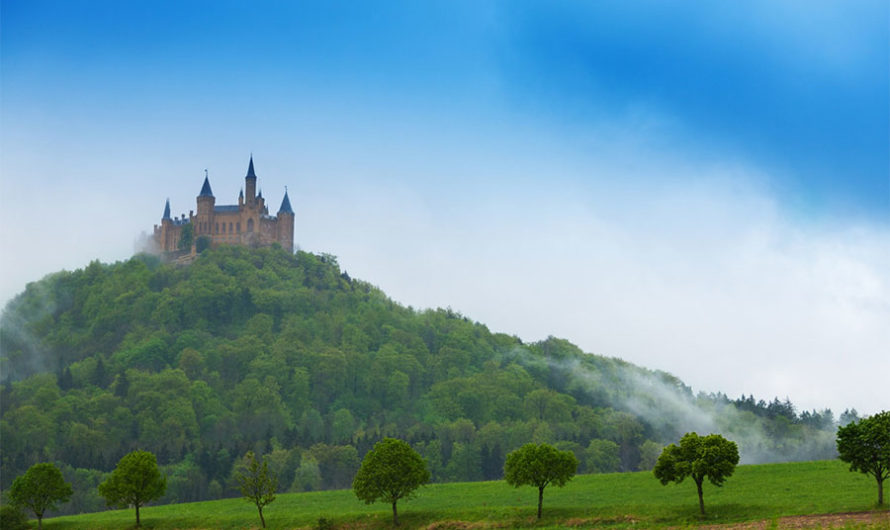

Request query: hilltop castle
[{"left": 153, "top": 156, "right": 294, "bottom": 255}]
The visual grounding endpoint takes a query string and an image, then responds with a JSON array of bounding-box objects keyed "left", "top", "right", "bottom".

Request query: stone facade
[{"left": 153, "top": 157, "right": 294, "bottom": 255}]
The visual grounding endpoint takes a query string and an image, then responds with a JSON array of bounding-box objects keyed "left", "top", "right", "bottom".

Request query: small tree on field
[
  {"left": 236, "top": 451, "right": 278, "bottom": 528},
  {"left": 504, "top": 442, "right": 578, "bottom": 519},
  {"left": 352, "top": 438, "right": 430, "bottom": 526},
  {"left": 8, "top": 462, "right": 73, "bottom": 530},
  {"left": 837, "top": 410, "right": 890, "bottom": 505},
  {"left": 99, "top": 450, "right": 166, "bottom": 527},
  {"left": 653, "top": 432, "right": 739, "bottom": 515}
]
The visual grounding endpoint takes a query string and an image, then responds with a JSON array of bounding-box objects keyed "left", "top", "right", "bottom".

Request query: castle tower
[
  {"left": 245, "top": 155, "right": 257, "bottom": 206},
  {"left": 156, "top": 199, "right": 174, "bottom": 251},
  {"left": 277, "top": 188, "right": 295, "bottom": 252},
  {"left": 196, "top": 171, "right": 215, "bottom": 236}
]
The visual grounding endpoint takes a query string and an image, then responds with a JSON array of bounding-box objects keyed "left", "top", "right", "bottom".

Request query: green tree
[
  {"left": 503, "top": 442, "right": 578, "bottom": 519},
  {"left": 99, "top": 450, "right": 167, "bottom": 527},
  {"left": 836, "top": 410, "right": 890, "bottom": 505},
  {"left": 638, "top": 440, "right": 664, "bottom": 471},
  {"left": 0, "top": 505, "right": 30, "bottom": 530},
  {"left": 236, "top": 451, "right": 278, "bottom": 528},
  {"left": 178, "top": 223, "right": 194, "bottom": 251},
  {"left": 653, "top": 432, "right": 739, "bottom": 515},
  {"left": 8, "top": 462, "right": 73, "bottom": 530},
  {"left": 586, "top": 439, "right": 621, "bottom": 473},
  {"left": 352, "top": 438, "right": 430, "bottom": 526},
  {"left": 309, "top": 444, "right": 360, "bottom": 490},
  {"left": 195, "top": 235, "right": 212, "bottom": 253}
]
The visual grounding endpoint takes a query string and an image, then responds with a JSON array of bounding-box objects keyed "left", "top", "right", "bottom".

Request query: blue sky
[{"left": 1, "top": 1, "right": 888, "bottom": 414}]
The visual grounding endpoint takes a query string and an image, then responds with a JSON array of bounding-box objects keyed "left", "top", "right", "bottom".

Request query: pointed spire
[
  {"left": 278, "top": 188, "right": 294, "bottom": 215},
  {"left": 258, "top": 188, "right": 263, "bottom": 199},
  {"left": 163, "top": 198, "right": 171, "bottom": 220},
  {"left": 199, "top": 170, "right": 214, "bottom": 197},
  {"left": 239, "top": 188, "right": 244, "bottom": 199},
  {"left": 246, "top": 155, "right": 257, "bottom": 179}
]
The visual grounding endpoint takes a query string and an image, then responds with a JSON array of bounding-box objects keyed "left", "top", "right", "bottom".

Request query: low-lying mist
[{"left": 507, "top": 343, "right": 840, "bottom": 465}]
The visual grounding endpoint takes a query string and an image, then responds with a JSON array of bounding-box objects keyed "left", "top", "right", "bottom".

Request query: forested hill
[{"left": 0, "top": 246, "right": 843, "bottom": 514}]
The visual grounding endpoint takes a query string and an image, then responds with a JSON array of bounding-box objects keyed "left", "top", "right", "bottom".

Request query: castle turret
[
  {"left": 157, "top": 199, "right": 174, "bottom": 251},
  {"left": 245, "top": 156, "right": 257, "bottom": 206},
  {"left": 277, "top": 188, "right": 295, "bottom": 252},
  {"left": 196, "top": 171, "right": 215, "bottom": 236}
]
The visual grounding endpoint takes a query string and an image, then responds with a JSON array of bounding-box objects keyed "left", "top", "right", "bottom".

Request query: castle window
[
  {"left": 215, "top": 223, "right": 219, "bottom": 233},
  {"left": 237, "top": 222, "right": 241, "bottom": 233},
  {"left": 222, "top": 223, "right": 226, "bottom": 233},
  {"left": 247, "top": 218, "right": 254, "bottom": 232},
  {"left": 229, "top": 222, "right": 233, "bottom": 233}
]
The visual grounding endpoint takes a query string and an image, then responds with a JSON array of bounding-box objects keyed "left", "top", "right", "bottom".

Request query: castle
[{"left": 153, "top": 156, "right": 294, "bottom": 254}]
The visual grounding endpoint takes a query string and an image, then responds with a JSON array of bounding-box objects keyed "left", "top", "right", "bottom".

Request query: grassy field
[{"left": 43, "top": 460, "right": 889, "bottom": 529}]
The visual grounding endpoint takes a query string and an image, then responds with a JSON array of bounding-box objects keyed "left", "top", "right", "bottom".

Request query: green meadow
[{"left": 43, "top": 460, "right": 888, "bottom": 529}]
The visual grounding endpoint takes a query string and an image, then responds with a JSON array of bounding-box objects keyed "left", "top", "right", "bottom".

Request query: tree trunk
[
  {"left": 879, "top": 476, "right": 884, "bottom": 506},
  {"left": 392, "top": 500, "right": 399, "bottom": 526},
  {"left": 537, "top": 486, "right": 544, "bottom": 519},
  {"left": 136, "top": 503, "right": 141, "bottom": 527},
  {"left": 696, "top": 479, "right": 705, "bottom": 515},
  {"left": 37, "top": 515, "right": 43, "bottom": 530},
  {"left": 258, "top": 505, "right": 266, "bottom": 528}
]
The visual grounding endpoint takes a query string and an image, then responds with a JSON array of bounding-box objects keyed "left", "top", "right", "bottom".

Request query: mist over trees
[{"left": 0, "top": 246, "right": 843, "bottom": 514}]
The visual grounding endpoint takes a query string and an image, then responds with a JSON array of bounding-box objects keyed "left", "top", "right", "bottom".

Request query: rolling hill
[{"left": 0, "top": 246, "right": 841, "bottom": 515}]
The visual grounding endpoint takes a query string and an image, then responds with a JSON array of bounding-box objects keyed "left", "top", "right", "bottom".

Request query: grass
[{"left": 44, "top": 460, "right": 888, "bottom": 529}]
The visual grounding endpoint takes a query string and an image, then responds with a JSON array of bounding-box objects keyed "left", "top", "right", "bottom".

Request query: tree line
[
  {"left": 0, "top": 246, "right": 847, "bottom": 514},
  {"left": 4, "top": 410, "right": 887, "bottom": 528}
]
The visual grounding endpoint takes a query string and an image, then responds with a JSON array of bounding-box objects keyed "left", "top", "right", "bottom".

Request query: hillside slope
[{"left": 0, "top": 246, "right": 839, "bottom": 514}]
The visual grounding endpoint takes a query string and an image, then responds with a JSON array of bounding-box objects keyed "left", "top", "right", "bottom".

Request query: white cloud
[{"left": 296, "top": 164, "right": 890, "bottom": 416}]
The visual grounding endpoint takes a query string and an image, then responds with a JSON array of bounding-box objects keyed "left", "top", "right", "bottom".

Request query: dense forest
[{"left": 0, "top": 246, "right": 848, "bottom": 515}]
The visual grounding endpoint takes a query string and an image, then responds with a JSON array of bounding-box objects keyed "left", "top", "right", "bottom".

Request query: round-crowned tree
[
  {"left": 504, "top": 442, "right": 578, "bottom": 519},
  {"left": 8, "top": 462, "right": 73, "bottom": 530},
  {"left": 653, "top": 432, "right": 739, "bottom": 515},
  {"left": 352, "top": 438, "right": 430, "bottom": 526},
  {"left": 99, "top": 450, "right": 166, "bottom": 527},
  {"left": 837, "top": 410, "right": 890, "bottom": 506}
]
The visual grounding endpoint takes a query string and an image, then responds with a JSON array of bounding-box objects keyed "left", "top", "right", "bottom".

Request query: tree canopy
[
  {"left": 653, "top": 432, "right": 739, "bottom": 515},
  {"left": 352, "top": 438, "right": 430, "bottom": 526},
  {"left": 8, "top": 462, "right": 72, "bottom": 530},
  {"left": 837, "top": 410, "right": 890, "bottom": 506},
  {"left": 98, "top": 450, "right": 166, "bottom": 527},
  {"left": 504, "top": 442, "right": 578, "bottom": 519}
]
